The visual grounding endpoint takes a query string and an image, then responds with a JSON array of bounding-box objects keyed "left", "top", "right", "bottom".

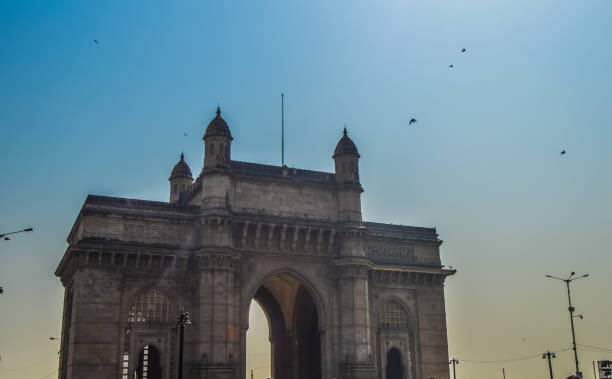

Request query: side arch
[{"left": 372, "top": 294, "right": 418, "bottom": 379}]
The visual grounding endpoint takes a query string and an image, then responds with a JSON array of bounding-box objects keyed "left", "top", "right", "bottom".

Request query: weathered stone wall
[{"left": 232, "top": 179, "right": 337, "bottom": 221}]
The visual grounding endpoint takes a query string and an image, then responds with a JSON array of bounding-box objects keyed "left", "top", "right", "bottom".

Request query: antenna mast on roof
[{"left": 281, "top": 93, "right": 285, "bottom": 167}]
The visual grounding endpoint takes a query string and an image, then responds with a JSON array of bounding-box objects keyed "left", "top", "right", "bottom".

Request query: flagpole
[{"left": 281, "top": 93, "right": 284, "bottom": 167}]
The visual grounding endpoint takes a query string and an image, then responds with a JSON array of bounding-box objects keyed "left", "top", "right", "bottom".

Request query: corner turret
[
  {"left": 203, "top": 107, "right": 232, "bottom": 171},
  {"left": 333, "top": 128, "right": 360, "bottom": 184},
  {"left": 333, "top": 128, "right": 363, "bottom": 222},
  {"left": 169, "top": 153, "right": 193, "bottom": 202}
]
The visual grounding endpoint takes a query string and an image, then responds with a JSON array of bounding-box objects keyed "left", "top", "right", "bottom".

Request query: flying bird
[
  {"left": 561, "top": 150, "right": 566, "bottom": 155},
  {"left": 461, "top": 48, "right": 466, "bottom": 53},
  {"left": 409, "top": 118, "right": 417, "bottom": 126},
  {"left": 94, "top": 40, "right": 99, "bottom": 44},
  {"left": 183, "top": 132, "right": 188, "bottom": 136},
  {"left": 449, "top": 64, "right": 454, "bottom": 68}
]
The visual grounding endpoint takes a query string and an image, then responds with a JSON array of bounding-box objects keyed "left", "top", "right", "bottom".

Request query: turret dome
[
  {"left": 169, "top": 153, "right": 193, "bottom": 180},
  {"left": 203, "top": 107, "right": 233, "bottom": 139},
  {"left": 333, "top": 128, "right": 360, "bottom": 158}
]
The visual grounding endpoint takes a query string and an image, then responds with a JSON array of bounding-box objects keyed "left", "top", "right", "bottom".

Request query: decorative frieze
[
  {"left": 366, "top": 243, "right": 415, "bottom": 264},
  {"left": 369, "top": 268, "right": 446, "bottom": 287},
  {"left": 234, "top": 220, "right": 337, "bottom": 256}
]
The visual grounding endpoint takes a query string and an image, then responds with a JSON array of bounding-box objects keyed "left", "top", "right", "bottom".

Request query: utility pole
[
  {"left": 502, "top": 367, "right": 506, "bottom": 379},
  {"left": 543, "top": 351, "right": 556, "bottom": 379},
  {"left": 546, "top": 272, "right": 589, "bottom": 377},
  {"left": 449, "top": 358, "right": 459, "bottom": 379},
  {"left": 174, "top": 307, "right": 192, "bottom": 379}
]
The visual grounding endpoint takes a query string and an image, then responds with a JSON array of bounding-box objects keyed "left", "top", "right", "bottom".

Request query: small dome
[
  {"left": 333, "top": 128, "right": 360, "bottom": 158},
  {"left": 203, "top": 107, "right": 232, "bottom": 139},
  {"left": 169, "top": 153, "right": 193, "bottom": 180}
]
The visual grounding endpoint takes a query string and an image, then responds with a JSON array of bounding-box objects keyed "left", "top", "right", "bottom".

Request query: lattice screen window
[
  {"left": 379, "top": 302, "right": 409, "bottom": 329},
  {"left": 128, "top": 289, "right": 174, "bottom": 324}
]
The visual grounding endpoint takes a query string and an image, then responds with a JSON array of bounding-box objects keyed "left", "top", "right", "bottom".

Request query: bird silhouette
[
  {"left": 183, "top": 132, "right": 188, "bottom": 136},
  {"left": 461, "top": 48, "right": 466, "bottom": 53},
  {"left": 449, "top": 64, "right": 454, "bottom": 68},
  {"left": 409, "top": 118, "right": 417, "bottom": 126},
  {"left": 94, "top": 40, "right": 99, "bottom": 44},
  {"left": 561, "top": 150, "right": 566, "bottom": 155}
]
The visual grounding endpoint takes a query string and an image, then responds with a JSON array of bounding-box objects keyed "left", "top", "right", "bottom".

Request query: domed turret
[
  {"left": 333, "top": 128, "right": 360, "bottom": 158},
  {"left": 333, "top": 128, "right": 360, "bottom": 184},
  {"left": 333, "top": 128, "right": 363, "bottom": 222},
  {"left": 203, "top": 107, "right": 233, "bottom": 170},
  {"left": 169, "top": 153, "right": 193, "bottom": 203}
]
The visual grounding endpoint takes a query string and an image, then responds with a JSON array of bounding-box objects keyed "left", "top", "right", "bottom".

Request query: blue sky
[{"left": 1, "top": 1, "right": 611, "bottom": 378}]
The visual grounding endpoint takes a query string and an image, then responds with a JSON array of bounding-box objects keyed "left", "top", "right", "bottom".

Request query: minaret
[
  {"left": 333, "top": 128, "right": 376, "bottom": 379},
  {"left": 202, "top": 107, "right": 233, "bottom": 171},
  {"left": 333, "top": 128, "right": 363, "bottom": 221},
  {"left": 168, "top": 153, "right": 193, "bottom": 203}
]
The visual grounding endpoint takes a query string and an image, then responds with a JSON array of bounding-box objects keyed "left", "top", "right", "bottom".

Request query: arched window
[
  {"left": 379, "top": 302, "right": 409, "bottom": 330},
  {"left": 128, "top": 289, "right": 174, "bottom": 324}
]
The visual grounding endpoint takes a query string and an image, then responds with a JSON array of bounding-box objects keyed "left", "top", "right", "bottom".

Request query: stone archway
[
  {"left": 386, "top": 348, "right": 403, "bottom": 379},
  {"left": 248, "top": 273, "right": 322, "bottom": 379},
  {"left": 136, "top": 344, "right": 162, "bottom": 379}
]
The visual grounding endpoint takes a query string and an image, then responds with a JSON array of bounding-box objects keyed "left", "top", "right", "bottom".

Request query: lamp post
[
  {"left": 545, "top": 272, "right": 589, "bottom": 377},
  {"left": 174, "top": 307, "right": 192, "bottom": 379},
  {"left": 543, "top": 351, "right": 556, "bottom": 379},
  {"left": 0, "top": 227, "right": 33, "bottom": 241},
  {"left": 449, "top": 358, "right": 459, "bottom": 379}
]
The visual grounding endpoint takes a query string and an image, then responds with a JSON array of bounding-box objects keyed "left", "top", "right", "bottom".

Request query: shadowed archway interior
[
  {"left": 386, "top": 348, "right": 403, "bottom": 379},
  {"left": 136, "top": 344, "right": 161, "bottom": 379},
  {"left": 249, "top": 273, "right": 321, "bottom": 379}
]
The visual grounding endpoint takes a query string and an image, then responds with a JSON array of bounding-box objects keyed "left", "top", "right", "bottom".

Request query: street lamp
[
  {"left": 449, "top": 358, "right": 459, "bottom": 379},
  {"left": 0, "top": 227, "right": 33, "bottom": 241},
  {"left": 545, "top": 272, "right": 589, "bottom": 377},
  {"left": 174, "top": 307, "right": 192, "bottom": 379}
]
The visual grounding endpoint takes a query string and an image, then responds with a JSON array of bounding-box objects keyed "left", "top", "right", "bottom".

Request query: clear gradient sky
[{"left": 1, "top": 1, "right": 612, "bottom": 378}]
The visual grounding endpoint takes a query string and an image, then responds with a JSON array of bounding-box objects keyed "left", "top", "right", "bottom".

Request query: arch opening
[
  {"left": 246, "top": 273, "right": 322, "bottom": 379},
  {"left": 136, "top": 345, "right": 161, "bottom": 379},
  {"left": 386, "top": 348, "right": 403, "bottom": 379}
]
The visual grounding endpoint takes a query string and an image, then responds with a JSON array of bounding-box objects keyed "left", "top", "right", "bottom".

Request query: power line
[
  {"left": 39, "top": 369, "right": 58, "bottom": 379},
  {"left": 578, "top": 344, "right": 612, "bottom": 352},
  {"left": 459, "top": 348, "right": 572, "bottom": 364},
  {"left": 0, "top": 362, "right": 41, "bottom": 371}
]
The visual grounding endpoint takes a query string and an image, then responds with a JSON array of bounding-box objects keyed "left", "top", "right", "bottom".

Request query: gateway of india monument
[{"left": 55, "top": 107, "right": 455, "bottom": 379}]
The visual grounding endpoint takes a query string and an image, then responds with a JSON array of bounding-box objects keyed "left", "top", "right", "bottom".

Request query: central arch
[{"left": 247, "top": 272, "right": 322, "bottom": 379}]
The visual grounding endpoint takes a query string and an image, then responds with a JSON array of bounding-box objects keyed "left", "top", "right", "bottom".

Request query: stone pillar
[
  {"left": 335, "top": 228, "right": 377, "bottom": 379},
  {"left": 60, "top": 267, "right": 122, "bottom": 379},
  {"left": 191, "top": 219, "right": 240, "bottom": 379}
]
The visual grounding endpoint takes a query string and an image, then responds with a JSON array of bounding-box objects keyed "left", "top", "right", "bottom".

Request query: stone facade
[{"left": 55, "top": 108, "right": 455, "bottom": 379}]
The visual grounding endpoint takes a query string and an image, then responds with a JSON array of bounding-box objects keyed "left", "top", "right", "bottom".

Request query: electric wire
[
  {"left": 578, "top": 343, "right": 612, "bottom": 352},
  {"left": 458, "top": 347, "right": 572, "bottom": 364},
  {"left": 39, "top": 369, "right": 58, "bottom": 379}
]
